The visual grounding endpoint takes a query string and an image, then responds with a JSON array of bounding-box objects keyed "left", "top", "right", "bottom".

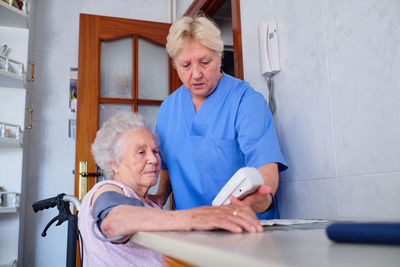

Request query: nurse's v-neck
[{"left": 182, "top": 73, "right": 228, "bottom": 136}]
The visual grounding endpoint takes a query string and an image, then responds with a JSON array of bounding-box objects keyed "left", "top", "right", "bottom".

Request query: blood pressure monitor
[{"left": 212, "top": 167, "right": 264, "bottom": 206}]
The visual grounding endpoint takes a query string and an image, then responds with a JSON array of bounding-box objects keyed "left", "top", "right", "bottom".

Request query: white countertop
[{"left": 131, "top": 222, "right": 400, "bottom": 267}]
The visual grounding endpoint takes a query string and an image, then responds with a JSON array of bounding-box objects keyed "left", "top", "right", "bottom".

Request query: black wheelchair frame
[{"left": 32, "top": 194, "right": 81, "bottom": 267}]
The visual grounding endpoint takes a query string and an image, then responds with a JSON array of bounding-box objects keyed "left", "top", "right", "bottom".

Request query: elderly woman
[
  {"left": 78, "top": 112, "right": 262, "bottom": 267},
  {"left": 154, "top": 14, "right": 287, "bottom": 219}
]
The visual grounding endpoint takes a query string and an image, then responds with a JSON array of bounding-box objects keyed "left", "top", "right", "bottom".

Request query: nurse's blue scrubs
[{"left": 156, "top": 73, "right": 287, "bottom": 219}]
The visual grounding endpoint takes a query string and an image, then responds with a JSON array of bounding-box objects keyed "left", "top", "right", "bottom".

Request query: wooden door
[{"left": 74, "top": 14, "right": 180, "bottom": 200}]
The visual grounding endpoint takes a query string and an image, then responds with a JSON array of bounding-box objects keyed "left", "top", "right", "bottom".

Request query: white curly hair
[{"left": 91, "top": 112, "right": 149, "bottom": 179}]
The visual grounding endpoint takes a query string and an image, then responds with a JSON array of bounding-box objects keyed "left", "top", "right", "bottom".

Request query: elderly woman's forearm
[
  {"left": 101, "top": 204, "right": 262, "bottom": 237},
  {"left": 101, "top": 205, "right": 193, "bottom": 238}
]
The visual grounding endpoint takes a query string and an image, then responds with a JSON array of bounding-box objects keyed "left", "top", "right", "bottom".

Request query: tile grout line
[
  {"left": 320, "top": 0, "right": 340, "bottom": 216},
  {"left": 280, "top": 169, "right": 400, "bottom": 185}
]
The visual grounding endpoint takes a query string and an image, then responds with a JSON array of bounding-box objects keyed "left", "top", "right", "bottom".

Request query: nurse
[{"left": 153, "top": 14, "right": 287, "bottom": 219}]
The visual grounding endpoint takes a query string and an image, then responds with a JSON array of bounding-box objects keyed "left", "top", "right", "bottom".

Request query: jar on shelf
[
  {"left": 0, "top": 190, "right": 20, "bottom": 208},
  {"left": 0, "top": 123, "right": 5, "bottom": 137},
  {"left": 0, "top": 186, "right": 5, "bottom": 207},
  {"left": 4, "top": 127, "right": 11, "bottom": 137}
]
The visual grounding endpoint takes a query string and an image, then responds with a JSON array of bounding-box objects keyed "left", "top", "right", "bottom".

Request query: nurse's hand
[
  {"left": 240, "top": 185, "right": 274, "bottom": 213},
  {"left": 187, "top": 204, "right": 263, "bottom": 233}
]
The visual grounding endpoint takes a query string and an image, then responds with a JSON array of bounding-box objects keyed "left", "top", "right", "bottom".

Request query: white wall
[
  {"left": 241, "top": 0, "right": 400, "bottom": 220},
  {"left": 22, "top": 1, "right": 176, "bottom": 266}
]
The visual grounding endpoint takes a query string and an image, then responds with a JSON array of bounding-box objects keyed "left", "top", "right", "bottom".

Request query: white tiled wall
[
  {"left": 339, "top": 173, "right": 400, "bottom": 219},
  {"left": 241, "top": 0, "right": 400, "bottom": 220}
]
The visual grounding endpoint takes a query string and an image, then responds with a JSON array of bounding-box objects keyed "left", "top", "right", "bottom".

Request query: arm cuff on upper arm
[
  {"left": 92, "top": 191, "right": 144, "bottom": 219},
  {"left": 92, "top": 191, "right": 144, "bottom": 243}
]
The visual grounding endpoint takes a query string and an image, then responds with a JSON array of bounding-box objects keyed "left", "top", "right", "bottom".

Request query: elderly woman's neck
[
  {"left": 132, "top": 187, "right": 152, "bottom": 205},
  {"left": 112, "top": 176, "right": 152, "bottom": 205}
]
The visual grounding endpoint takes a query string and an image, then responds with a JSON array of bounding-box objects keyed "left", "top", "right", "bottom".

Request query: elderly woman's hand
[{"left": 187, "top": 202, "right": 263, "bottom": 233}]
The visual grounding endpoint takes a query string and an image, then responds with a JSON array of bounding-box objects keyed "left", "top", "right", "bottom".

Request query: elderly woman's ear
[{"left": 110, "top": 161, "right": 119, "bottom": 175}]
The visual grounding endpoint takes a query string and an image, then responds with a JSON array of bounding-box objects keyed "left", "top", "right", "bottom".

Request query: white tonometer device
[{"left": 212, "top": 167, "right": 264, "bottom": 206}]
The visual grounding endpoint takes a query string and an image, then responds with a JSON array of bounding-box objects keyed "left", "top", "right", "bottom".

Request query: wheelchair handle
[
  {"left": 32, "top": 193, "right": 65, "bottom": 212},
  {"left": 63, "top": 195, "right": 80, "bottom": 211},
  {"left": 32, "top": 193, "right": 80, "bottom": 212}
]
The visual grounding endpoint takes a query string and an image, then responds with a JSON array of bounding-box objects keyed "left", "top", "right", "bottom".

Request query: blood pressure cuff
[{"left": 92, "top": 191, "right": 145, "bottom": 229}]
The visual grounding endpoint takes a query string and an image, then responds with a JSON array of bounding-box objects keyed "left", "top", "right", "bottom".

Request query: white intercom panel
[{"left": 258, "top": 20, "right": 280, "bottom": 77}]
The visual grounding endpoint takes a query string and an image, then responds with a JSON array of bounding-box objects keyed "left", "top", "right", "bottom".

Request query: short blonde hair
[{"left": 166, "top": 13, "right": 224, "bottom": 60}]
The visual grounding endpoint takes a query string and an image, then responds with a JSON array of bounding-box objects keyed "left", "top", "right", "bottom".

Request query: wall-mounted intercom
[
  {"left": 258, "top": 20, "right": 280, "bottom": 78},
  {"left": 258, "top": 20, "right": 280, "bottom": 115}
]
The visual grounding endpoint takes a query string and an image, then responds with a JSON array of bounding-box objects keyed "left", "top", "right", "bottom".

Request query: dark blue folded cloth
[{"left": 326, "top": 222, "right": 400, "bottom": 245}]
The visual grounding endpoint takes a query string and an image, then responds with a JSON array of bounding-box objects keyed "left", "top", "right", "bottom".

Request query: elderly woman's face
[
  {"left": 175, "top": 39, "right": 222, "bottom": 99},
  {"left": 112, "top": 128, "right": 161, "bottom": 193}
]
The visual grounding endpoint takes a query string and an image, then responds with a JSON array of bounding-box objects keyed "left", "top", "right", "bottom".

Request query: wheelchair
[{"left": 32, "top": 194, "right": 81, "bottom": 267}]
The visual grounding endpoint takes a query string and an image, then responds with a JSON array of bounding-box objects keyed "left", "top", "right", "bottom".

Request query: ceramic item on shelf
[
  {"left": 4, "top": 128, "right": 11, "bottom": 137},
  {"left": 0, "top": 44, "right": 10, "bottom": 70},
  {"left": 0, "top": 191, "right": 19, "bottom": 208},
  {"left": 0, "top": 44, "right": 8, "bottom": 55},
  {"left": 15, "top": 0, "right": 24, "bottom": 10},
  {"left": 0, "top": 123, "right": 5, "bottom": 137},
  {"left": 0, "top": 186, "right": 5, "bottom": 207}
]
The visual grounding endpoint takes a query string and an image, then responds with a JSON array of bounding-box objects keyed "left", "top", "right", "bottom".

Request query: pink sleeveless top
[{"left": 78, "top": 180, "right": 162, "bottom": 267}]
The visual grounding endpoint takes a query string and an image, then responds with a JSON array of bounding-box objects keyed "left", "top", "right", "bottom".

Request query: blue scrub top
[{"left": 156, "top": 73, "right": 287, "bottom": 219}]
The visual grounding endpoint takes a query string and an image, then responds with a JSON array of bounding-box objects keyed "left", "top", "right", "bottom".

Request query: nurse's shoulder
[
  {"left": 224, "top": 74, "right": 263, "bottom": 103},
  {"left": 159, "top": 84, "right": 186, "bottom": 113}
]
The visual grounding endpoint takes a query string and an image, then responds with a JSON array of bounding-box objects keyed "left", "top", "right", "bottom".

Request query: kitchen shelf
[
  {"left": 0, "top": 1, "right": 28, "bottom": 29},
  {"left": 0, "top": 69, "right": 25, "bottom": 88},
  {"left": 0, "top": 136, "right": 22, "bottom": 147},
  {"left": 0, "top": 262, "right": 17, "bottom": 267},
  {"left": 0, "top": 122, "right": 23, "bottom": 148},
  {"left": 0, "top": 0, "right": 28, "bottom": 265},
  {"left": 0, "top": 207, "right": 18, "bottom": 213},
  {"left": 0, "top": 192, "right": 20, "bottom": 212},
  {"left": 0, "top": 55, "right": 25, "bottom": 88}
]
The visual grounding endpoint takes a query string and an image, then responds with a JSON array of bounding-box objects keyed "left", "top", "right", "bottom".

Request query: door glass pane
[
  {"left": 138, "top": 38, "right": 169, "bottom": 100},
  {"left": 99, "top": 103, "right": 132, "bottom": 128},
  {"left": 138, "top": 104, "right": 159, "bottom": 133},
  {"left": 100, "top": 38, "right": 133, "bottom": 99}
]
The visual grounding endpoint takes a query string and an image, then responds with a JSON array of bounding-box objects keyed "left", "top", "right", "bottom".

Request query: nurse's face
[
  {"left": 174, "top": 39, "right": 222, "bottom": 100},
  {"left": 111, "top": 128, "right": 161, "bottom": 196}
]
